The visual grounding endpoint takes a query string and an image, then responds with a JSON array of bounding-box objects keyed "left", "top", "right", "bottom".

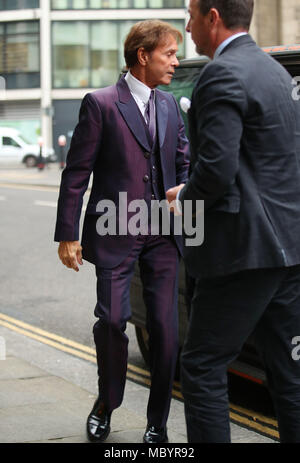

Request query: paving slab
[{"left": 0, "top": 318, "right": 276, "bottom": 444}]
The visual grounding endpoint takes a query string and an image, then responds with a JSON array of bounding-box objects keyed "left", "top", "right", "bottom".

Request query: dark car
[{"left": 129, "top": 44, "right": 300, "bottom": 384}]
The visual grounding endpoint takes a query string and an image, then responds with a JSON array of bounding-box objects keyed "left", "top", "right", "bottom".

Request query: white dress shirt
[{"left": 125, "top": 70, "right": 155, "bottom": 122}]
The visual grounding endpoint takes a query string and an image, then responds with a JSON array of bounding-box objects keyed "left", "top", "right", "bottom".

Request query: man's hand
[
  {"left": 58, "top": 241, "right": 83, "bottom": 272},
  {"left": 166, "top": 184, "right": 185, "bottom": 215}
]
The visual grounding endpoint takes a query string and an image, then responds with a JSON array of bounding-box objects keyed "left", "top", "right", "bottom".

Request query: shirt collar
[
  {"left": 125, "top": 70, "right": 152, "bottom": 106},
  {"left": 214, "top": 32, "right": 248, "bottom": 59}
]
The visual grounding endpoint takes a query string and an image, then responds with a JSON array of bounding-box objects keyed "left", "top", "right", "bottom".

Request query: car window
[{"left": 3, "top": 137, "right": 21, "bottom": 148}]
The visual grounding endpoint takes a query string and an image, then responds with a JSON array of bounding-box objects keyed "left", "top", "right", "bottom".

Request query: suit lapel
[{"left": 116, "top": 75, "right": 151, "bottom": 152}]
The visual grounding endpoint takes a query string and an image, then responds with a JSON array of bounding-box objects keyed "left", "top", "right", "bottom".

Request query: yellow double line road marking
[
  {"left": 0, "top": 312, "right": 96, "bottom": 362},
  {"left": 0, "top": 312, "right": 150, "bottom": 382},
  {"left": 0, "top": 182, "right": 59, "bottom": 193},
  {"left": 0, "top": 312, "right": 279, "bottom": 440}
]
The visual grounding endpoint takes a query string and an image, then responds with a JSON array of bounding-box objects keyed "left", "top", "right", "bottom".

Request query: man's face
[
  {"left": 144, "top": 34, "right": 179, "bottom": 88},
  {"left": 186, "top": 0, "right": 211, "bottom": 56}
]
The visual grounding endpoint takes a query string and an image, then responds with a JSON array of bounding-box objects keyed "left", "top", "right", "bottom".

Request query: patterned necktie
[{"left": 145, "top": 90, "right": 156, "bottom": 142}]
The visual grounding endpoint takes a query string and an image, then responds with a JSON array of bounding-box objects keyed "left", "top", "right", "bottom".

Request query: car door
[{"left": 0, "top": 136, "right": 24, "bottom": 163}]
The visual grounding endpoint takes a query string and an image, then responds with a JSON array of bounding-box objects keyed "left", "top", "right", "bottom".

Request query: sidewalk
[
  {"left": 0, "top": 164, "right": 276, "bottom": 444},
  {"left": 0, "top": 163, "right": 65, "bottom": 189},
  {"left": 0, "top": 323, "right": 276, "bottom": 444}
]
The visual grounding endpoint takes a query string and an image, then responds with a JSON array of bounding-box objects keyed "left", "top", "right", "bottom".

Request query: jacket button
[
  {"left": 143, "top": 174, "right": 149, "bottom": 182},
  {"left": 144, "top": 152, "right": 150, "bottom": 159}
]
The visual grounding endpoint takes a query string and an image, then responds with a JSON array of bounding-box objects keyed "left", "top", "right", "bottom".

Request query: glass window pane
[
  {"left": 72, "top": 0, "right": 87, "bottom": 8},
  {"left": 6, "top": 21, "right": 39, "bottom": 34},
  {"left": 89, "top": 0, "right": 101, "bottom": 7},
  {"left": 118, "top": 20, "right": 136, "bottom": 69},
  {"left": 166, "top": 19, "right": 185, "bottom": 58},
  {"left": 0, "top": 20, "right": 40, "bottom": 88},
  {"left": 52, "top": 0, "right": 68, "bottom": 9},
  {"left": 1, "top": 0, "right": 39, "bottom": 9},
  {"left": 149, "top": 0, "right": 163, "bottom": 7},
  {"left": 100, "top": 0, "right": 118, "bottom": 6},
  {"left": 134, "top": 0, "right": 147, "bottom": 7},
  {"left": 3, "top": 137, "right": 21, "bottom": 147},
  {"left": 0, "top": 36, "right": 3, "bottom": 73},
  {"left": 53, "top": 22, "right": 89, "bottom": 88},
  {"left": 163, "top": 0, "right": 184, "bottom": 6},
  {"left": 119, "top": 0, "right": 131, "bottom": 7},
  {"left": 91, "top": 21, "right": 118, "bottom": 87},
  {"left": 6, "top": 34, "right": 39, "bottom": 73}
]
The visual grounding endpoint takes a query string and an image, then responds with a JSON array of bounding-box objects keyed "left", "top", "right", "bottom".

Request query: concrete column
[
  {"left": 252, "top": 0, "right": 280, "bottom": 47},
  {"left": 40, "top": 0, "right": 53, "bottom": 152},
  {"left": 280, "top": 0, "right": 300, "bottom": 45}
]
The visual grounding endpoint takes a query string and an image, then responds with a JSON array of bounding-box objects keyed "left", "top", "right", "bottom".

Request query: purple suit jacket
[{"left": 54, "top": 75, "right": 190, "bottom": 268}]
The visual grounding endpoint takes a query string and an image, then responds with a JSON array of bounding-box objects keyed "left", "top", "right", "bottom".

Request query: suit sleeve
[
  {"left": 180, "top": 62, "right": 247, "bottom": 211},
  {"left": 54, "top": 93, "right": 102, "bottom": 242},
  {"left": 172, "top": 95, "right": 190, "bottom": 185}
]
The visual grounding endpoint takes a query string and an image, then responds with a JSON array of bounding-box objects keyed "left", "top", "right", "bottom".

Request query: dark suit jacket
[
  {"left": 54, "top": 75, "right": 190, "bottom": 268},
  {"left": 181, "top": 34, "right": 300, "bottom": 279}
]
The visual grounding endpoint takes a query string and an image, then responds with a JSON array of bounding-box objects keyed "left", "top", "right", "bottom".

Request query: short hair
[
  {"left": 124, "top": 19, "right": 183, "bottom": 69},
  {"left": 198, "top": 0, "right": 254, "bottom": 30}
]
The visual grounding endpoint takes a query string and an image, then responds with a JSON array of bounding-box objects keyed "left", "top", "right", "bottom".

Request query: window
[
  {"left": 51, "top": 0, "right": 185, "bottom": 8},
  {"left": 52, "top": 22, "right": 89, "bottom": 88},
  {"left": 3, "top": 137, "right": 21, "bottom": 147},
  {"left": 0, "top": 21, "right": 40, "bottom": 89},
  {"left": 52, "top": 19, "right": 185, "bottom": 88},
  {"left": 0, "top": 0, "right": 39, "bottom": 9},
  {"left": 91, "top": 22, "right": 119, "bottom": 87}
]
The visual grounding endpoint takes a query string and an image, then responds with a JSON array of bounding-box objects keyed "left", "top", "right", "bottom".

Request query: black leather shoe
[
  {"left": 143, "top": 425, "right": 168, "bottom": 443},
  {"left": 86, "top": 398, "right": 111, "bottom": 443}
]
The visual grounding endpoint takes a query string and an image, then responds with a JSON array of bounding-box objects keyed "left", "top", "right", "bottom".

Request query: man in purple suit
[{"left": 54, "top": 20, "right": 189, "bottom": 443}]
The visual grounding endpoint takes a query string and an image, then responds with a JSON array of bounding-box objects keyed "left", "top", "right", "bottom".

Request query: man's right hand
[{"left": 58, "top": 241, "right": 83, "bottom": 272}]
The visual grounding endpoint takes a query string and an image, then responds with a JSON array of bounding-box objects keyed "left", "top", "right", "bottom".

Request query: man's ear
[
  {"left": 137, "top": 47, "right": 149, "bottom": 66},
  {"left": 208, "top": 8, "right": 220, "bottom": 27}
]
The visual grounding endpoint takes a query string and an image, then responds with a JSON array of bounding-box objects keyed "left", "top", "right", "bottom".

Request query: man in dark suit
[
  {"left": 54, "top": 20, "right": 189, "bottom": 443},
  {"left": 167, "top": 0, "right": 300, "bottom": 443}
]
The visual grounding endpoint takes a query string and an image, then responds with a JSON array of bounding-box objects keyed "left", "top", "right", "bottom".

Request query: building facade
[{"left": 0, "top": 0, "right": 300, "bottom": 154}]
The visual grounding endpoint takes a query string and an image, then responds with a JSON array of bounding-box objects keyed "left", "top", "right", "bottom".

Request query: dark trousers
[
  {"left": 93, "top": 233, "right": 179, "bottom": 428},
  {"left": 181, "top": 265, "right": 300, "bottom": 443}
]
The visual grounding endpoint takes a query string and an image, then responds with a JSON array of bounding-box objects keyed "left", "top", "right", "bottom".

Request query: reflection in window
[
  {"left": 0, "top": 0, "right": 39, "bottom": 9},
  {"left": 51, "top": 0, "right": 184, "bottom": 8},
  {"left": 167, "top": 19, "right": 185, "bottom": 58},
  {"left": 3, "top": 137, "right": 21, "bottom": 148},
  {"left": 51, "top": 0, "right": 68, "bottom": 8},
  {"left": 52, "top": 19, "right": 185, "bottom": 88},
  {"left": 53, "top": 22, "right": 89, "bottom": 88},
  {"left": 0, "top": 21, "right": 40, "bottom": 89},
  {"left": 91, "top": 22, "right": 119, "bottom": 87},
  {"left": 73, "top": 0, "right": 88, "bottom": 7}
]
